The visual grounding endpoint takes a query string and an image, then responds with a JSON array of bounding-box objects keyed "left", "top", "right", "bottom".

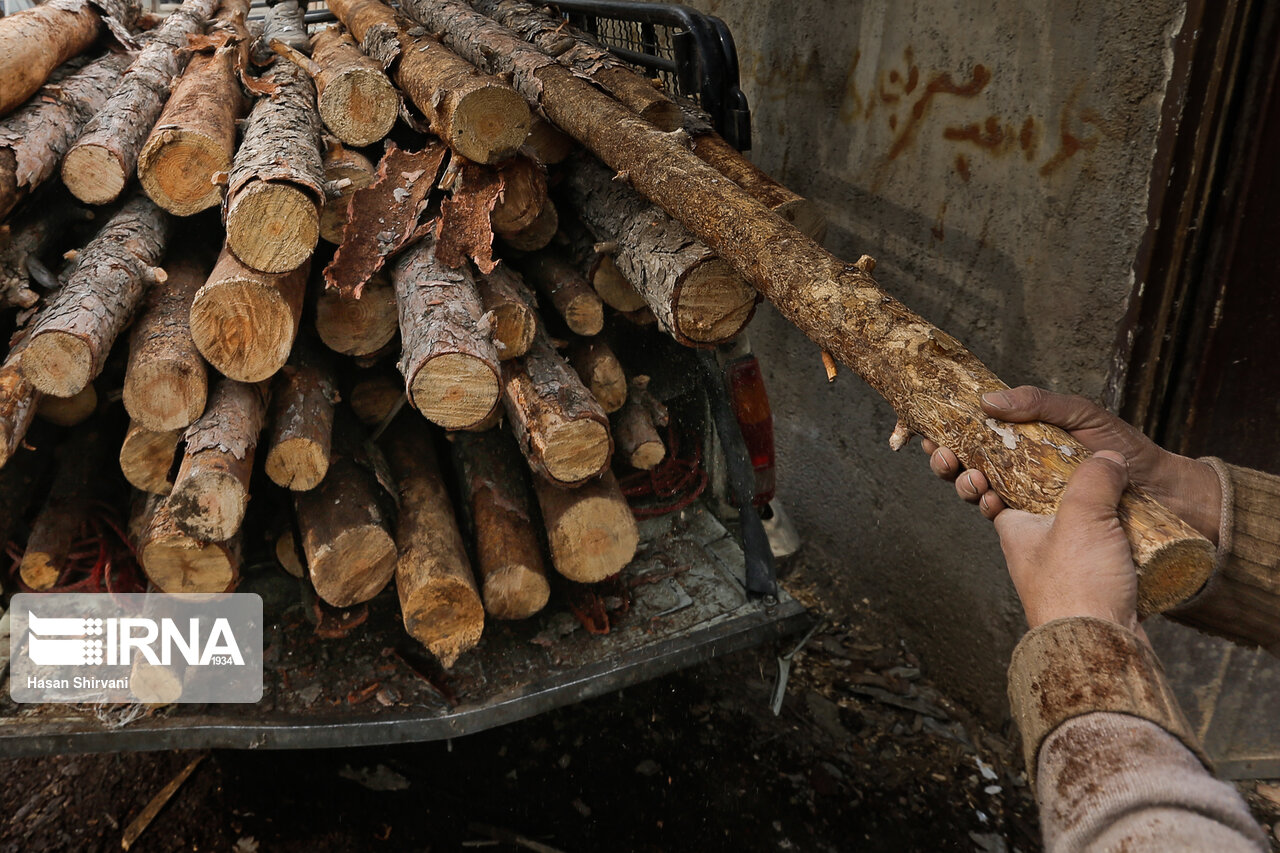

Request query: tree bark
[
  {"left": 132, "top": 492, "right": 241, "bottom": 593},
  {"left": 264, "top": 354, "right": 337, "bottom": 491},
  {"left": 392, "top": 234, "right": 501, "bottom": 430},
  {"left": 380, "top": 413, "right": 484, "bottom": 666},
  {"left": 318, "top": 143, "right": 374, "bottom": 245},
  {"left": 327, "top": 0, "right": 529, "bottom": 164},
  {"left": 532, "top": 469, "right": 638, "bottom": 583},
  {"left": 310, "top": 26, "right": 398, "bottom": 147},
  {"left": 19, "top": 425, "right": 106, "bottom": 590},
  {"left": 295, "top": 416, "right": 397, "bottom": 607},
  {"left": 612, "top": 376, "right": 664, "bottom": 470},
  {"left": 36, "top": 382, "right": 97, "bottom": 426},
  {"left": 168, "top": 377, "right": 269, "bottom": 542},
  {"left": 119, "top": 420, "right": 180, "bottom": 495},
  {"left": 567, "top": 337, "right": 626, "bottom": 414},
  {"left": 476, "top": 265, "right": 536, "bottom": 361},
  {"left": 515, "top": 250, "right": 604, "bottom": 337},
  {"left": 21, "top": 194, "right": 169, "bottom": 398},
  {"left": 0, "top": 50, "right": 134, "bottom": 221},
  {"left": 501, "top": 322, "right": 611, "bottom": 487},
  {"left": 0, "top": 335, "right": 40, "bottom": 469},
  {"left": 0, "top": 195, "right": 93, "bottom": 310},
  {"left": 315, "top": 271, "right": 397, "bottom": 356},
  {"left": 124, "top": 255, "right": 208, "bottom": 431},
  {"left": 499, "top": 198, "right": 558, "bottom": 253},
  {"left": 560, "top": 154, "right": 755, "bottom": 346},
  {"left": 556, "top": 216, "right": 645, "bottom": 312},
  {"left": 452, "top": 428, "right": 549, "bottom": 620},
  {"left": 62, "top": 0, "right": 219, "bottom": 205},
  {"left": 190, "top": 244, "right": 308, "bottom": 383},
  {"left": 398, "top": 0, "right": 1217, "bottom": 614},
  {"left": 138, "top": 0, "right": 252, "bottom": 216},
  {"left": 523, "top": 116, "right": 574, "bottom": 165},
  {"left": 490, "top": 155, "right": 547, "bottom": 237}
]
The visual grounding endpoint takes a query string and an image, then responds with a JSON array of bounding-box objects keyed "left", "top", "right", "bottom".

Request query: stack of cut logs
[{"left": 0, "top": 0, "right": 826, "bottom": 668}]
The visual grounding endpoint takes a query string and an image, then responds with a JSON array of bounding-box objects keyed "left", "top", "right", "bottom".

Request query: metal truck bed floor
[{"left": 0, "top": 504, "right": 808, "bottom": 757}]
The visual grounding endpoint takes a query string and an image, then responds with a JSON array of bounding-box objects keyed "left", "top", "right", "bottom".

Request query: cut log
[
  {"left": 0, "top": 196, "right": 94, "bottom": 310},
  {"left": 133, "top": 492, "right": 241, "bottom": 593},
  {"left": 138, "top": 0, "right": 252, "bottom": 216},
  {"left": 0, "top": 0, "right": 138, "bottom": 118},
  {"left": 392, "top": 234, "right": 501, "bottom": 430},
  {"left": 490, "top": 156, "right": 547, "bottom": 238},
  {"left": 21, "top": 195, "right": 169, "bottom": 397},
  {"left": 264, "top": 355, "right": 336, "bottom": 491},
  {"left": 516, "top": 250, "right": 604, "bottom": 336},
  {"left": 190, "top": 245, "right": 308, "bottom": 383},
  {"left": 613, "top": 376, "right": 665, "bottom": 470},
  {"left": 19, "top": 426, "right": 105, "bottom": 590},
  {"left": 560, "top": 154, "right": 755, "bottom": 346},
  {"left": 396, "top": 0, "right": 1216, "bottom": 614},
  {"left": 62, "top": 0, "right": 220, "bottom": 205},
  {"left": 0, "top": 50, "right": 134, "bottom": 221},
  {"left": 124, "top": 255, "right": 208, "bottom": 431},
  {"left": 315, "top": 271, "right": 397, "bottom": 356},
  {"left": 274, "top": 525, "right": 305, "bottom": 578},
  {"left": 349, "top": 372, "right": 403, "bottom": 426},
  {"left": 119, "top": 421, "right": 180, "bottom": 495},
  {"left": 327, "top": 0, "right": 529, "bottom": 164},
  {"left": 0, "top": 335, "right": 40, "bottom": 469},
  {"left": 36, "top": 383, "right": 98, "bottom": 427},
  {"left": 168, "top": 377, "right": 269, "bottom": 541},
  {"left": 310, "top": 26, "right": 398, "bottom": 147},
  {"left": 295, "top": 416, "right": 397, "bottom": 606},
  {"left": 567, "top": 338, "right": 626, "bottom": 414},
  {"left": 318, "top": 144, "right": 375, "bottom": 245},
  {"left": 501, "top": 323, "right": 611, "bottom": 487},
  {"left": 473, "top": 0, "right": 681, "bottom": 131},
  {"left": 380, "top": 413, "right": 484, "bottom": 666},
  {"left": 500, "top": 198, "right": 558, "bottom": 253},
  {"left": 476, "top": 265, "right": 536, "bottom": 361},
  {"left": 532, "top": 469, "right": 638, "bottom": 583},
  {"left": 557, "top": 217, "right": 645, "bottom": 312},
  {"left": 452, "top": 429, "right": 549, "bottom": 620},
  {"left": 523, "top": 116, "right": 574, "bottom": 165}
]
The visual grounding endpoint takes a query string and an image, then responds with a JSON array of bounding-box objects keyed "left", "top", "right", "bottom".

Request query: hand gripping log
[{"left": 401, "top": 0, "right": 1213, "bottom": 615}]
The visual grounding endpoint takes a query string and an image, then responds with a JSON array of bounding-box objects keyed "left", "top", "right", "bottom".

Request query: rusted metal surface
[{"left": 0, "top": 503, "right": 808, "bottom": 757}]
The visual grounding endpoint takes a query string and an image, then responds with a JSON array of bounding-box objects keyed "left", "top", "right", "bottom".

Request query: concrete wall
[{"left": 687, "top": 0, "right": 1185, "bottom": 717}]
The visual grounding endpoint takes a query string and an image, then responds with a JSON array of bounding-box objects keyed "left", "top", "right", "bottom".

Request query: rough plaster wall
[{"left": 688, "top": 0, "right": 1185, "bottom": 718}]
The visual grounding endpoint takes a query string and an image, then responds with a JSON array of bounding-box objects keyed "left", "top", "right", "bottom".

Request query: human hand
[
  {"left": 920, "top": 386, "right": 1222, "bottom": 542},
  {"left": 995, "top": 451, "right": 1140, "bottom": 632}
]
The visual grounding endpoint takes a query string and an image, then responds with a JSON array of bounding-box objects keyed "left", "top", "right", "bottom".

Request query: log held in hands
[{"left": 399, "top": 0, "right": 1214, "bottom": 615}]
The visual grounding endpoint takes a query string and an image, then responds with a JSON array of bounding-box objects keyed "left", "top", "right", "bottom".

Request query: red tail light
[{"left": 724, "top": 355, "right": 776, "bottom": 506}]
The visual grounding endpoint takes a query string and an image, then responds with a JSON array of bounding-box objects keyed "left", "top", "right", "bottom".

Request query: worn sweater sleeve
[{"left": 1008, "top": 617, "right": 1267, "bottom": 852}]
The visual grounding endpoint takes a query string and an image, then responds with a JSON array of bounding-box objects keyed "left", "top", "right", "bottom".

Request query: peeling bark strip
[
  {"left": 62, "top": 0, "right": 219, "bottom": 206},
  {"left": 501, "top": 321, "right": 612, "bottom": 487},
  {"left": 380, "top": 413, "right": 484, "bottom": 667},
  {"left": 133, "top": 493, "right": 241, "bottom": 593},
  {"left": 0, "top": 197, "right": 93, "bottom": 310},
  {"left": 0, "top": 51, "right": 134, "bottom": 220},
  {"left": 473, "top": 0, "right": 681, "bottom": 132},
  {"left": 516, "top": 250, "right": 604, "bottom": 337},
  {"left": 434, "top": 163, "right": 502, "bottom": 274},
  {"left": 560, "top": 154, "right": 755, "bottom": 347},
  {"left": 124, "top": 256, "right": 209, "bottom": 432},
  {"left": 315, "top": 271, "right": 397, "bottom": 356},
  {"left": 324, "top": 141, "right": 447, "bottom": 298},
  {"left": 476, "top": 265, "right": 536, "bottom": 361},
  {"left": 452, "top": 428, "right": 549, "bottom": 620},
  {"left": 169, "top": 377, "right": 269, "bottom": 542},
  {"left": 532, "top": 469, "right": 638, "bottom": 584},
  {"left": 318, "top": 143, "right": 375, "bottom": 245},
  {"left": 190, "top": 245, "right": 308, "bottom": 383},
  {"left": 264, "top": 354, "right": 337, "bottom": 492},
  {"left": 0, "top": 0, "right": 139, "bottom": 117},
  {"left": 139, "top": 0, "right": 253, "bottom": 216},
  {"left": 399, "top": 0, "right": 1216, "bottom": 614},
  {"left": 120, "top": 421, "right": 181, "bottom": 495},
  {"left": 21, "top": 195, "right": 169, "bottom": 398},
  {"left": 310, "top": 26, "right": 398, "bottom": 147},
  {"left": 392, "top": 234, "right": 501, "bottom": 430}
]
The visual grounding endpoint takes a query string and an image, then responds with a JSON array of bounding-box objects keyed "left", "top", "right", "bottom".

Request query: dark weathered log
[
  {"left": 124, "top": 255, "right": 208, "bottom": 431},
  {"left": 36, "top": 382, "right": 97, "bottom": 426},
  {"left": 381, "top": 413, "right": 484, "bottom": 666},
  {"left": 168, "top": 377, "right": 269, "bottom": 541},
  {"left": 19, "top": 425, "right": 106, "bottom": 590},
  {"left": 0, "top": 51, "right": 134, "bottom": 221},
  {"left": 349, "top": 371, "right": 402, "bottom": 425},
  {"left": 190, "top": 245, "right": 308, "bottom": 383},
  {"left": 315, "top": 271, "right": 397, "bottom": 357},
  {"left": 532, "top": 469, "right": 638, "bottom": 583},
  {"left": 490, "top": 155, "right": 547, "bottom": 238},
  {"left": 516, "top": 250, "right": 604, "bottom": 336},
  {"left": 295, "top": 416, "right": 397, "bottom": 606},
  {"left": 328, "top": 0, "right": 529, "bottom": 164},
  {"left": 0, "top": 196, "right": 93, "bottom": 310},
  {"left": 501, "top": 322, "right": 611, "bottom": 487},
  {"left": 523, "top": 116, "right": 574, "bottom": 165},
  {"left": 613, "top": 375, "right": 664, "bottom": 469},
  {"left": 138, "top": 0, "right": 252, "bottom": 216},
  {"left": 473, "top": 0, "right": 681, "bottom": 131},
  {"left": 133, "top": 492, "right": 241, "bottom": 593},
  {"left": 119, "top": 420, "right": 180, "bottom": 495},
  {"left": 392, "top": 234, "right": 501, "bottom": 430},
  {"left": 0, "top": 422, "right": 51, "bottom": 550},
  {"left": 476, "top": 265, "right": 536, "bottom": 361},
  {"left": 310, "top": 26, "right": 398, "bottom": 147},
  {"left": 62, "top": 0, "right": 219, "bottom": 205},
  {"left": 264, "top": 354, "right": 337, "bottom": 491},
  {"left": 567, "top": 337, "right": 626, "bottom": 414},
  {"left": 556, "top": 216, "right": 645, "bottom": 312},
  {"left": 0, "top": 0, "right": 138, "bottom": 118},
  {"left": 318, "top": 143, "right": 374, "bottom": 245},
  {"left": 499, "top": 198, "right": 557, "bottom": 253},
  {"left": 452, "top": 428, "right": 549, "bottom": 620},
  {"left": 560, "top": 154, "right": 755, "bottom": 346},
  {"left": 398, "top": 0, "right": 1217, "bottom": 614},
  {"left": 21, "top": 195, "right": 169, "bottom": 397}
]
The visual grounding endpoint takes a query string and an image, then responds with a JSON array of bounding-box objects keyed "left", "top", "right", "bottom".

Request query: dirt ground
[{"left": 3, "top": 555, "right": 1279, "bottom": 852}]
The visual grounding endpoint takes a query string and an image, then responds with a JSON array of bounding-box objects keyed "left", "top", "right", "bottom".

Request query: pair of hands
[{"left": 922, "top": 387, "right": 1221, "bottom": 633}]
